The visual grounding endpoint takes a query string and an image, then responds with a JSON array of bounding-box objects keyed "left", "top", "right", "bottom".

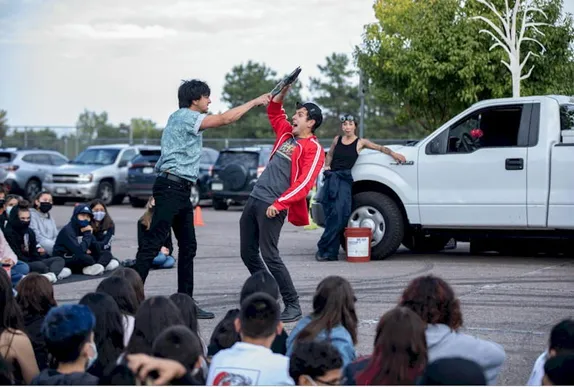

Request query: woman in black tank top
[{"left": 315, "top": 114, "right": 406, "bottom": 262}]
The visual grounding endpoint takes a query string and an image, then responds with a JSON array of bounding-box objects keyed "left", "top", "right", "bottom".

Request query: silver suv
[
  {"left": 43, "top": 144, "right": 145, "bottom": 205},
  {"left": 0, "top": 148, "right": 69, "bottom": 199}
]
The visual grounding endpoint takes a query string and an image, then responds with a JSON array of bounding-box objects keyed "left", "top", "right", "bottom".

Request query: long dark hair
[
  {"left": 125, "top": 296, "right": 184, "bottom": 355},
  {"left": 399, "top": 275, "right": 463, "bottom": 330},
  {"left": 79, "top": 292, "right": 125, "bottom": 378},
  {"left": 0, "top": 269, "right": 25, "bottom": 337},
  {"left": 89, "top": 199, "right": 114, "bottom": 233},
  {"left": 295, "top": 276, "right": 358, "bottom": 345},
  {"left": 169, "top": 293, "right": 199, "bottom": 336},
  {"left": 356, "top": 307, "right": 428, "bottom": 385},
  {"left": 111, "top": 268, "right": 145, "bottom": 305},
  {"left": 96, "top": 276, "right": 140, "bottom": 316},
  {"left": 16, "top": 273, "right": 57, "bottom": 316}
]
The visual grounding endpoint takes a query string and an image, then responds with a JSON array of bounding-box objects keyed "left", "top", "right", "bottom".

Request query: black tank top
[{"left": 330, "top": 136, "right": 359, "bottom": 171}]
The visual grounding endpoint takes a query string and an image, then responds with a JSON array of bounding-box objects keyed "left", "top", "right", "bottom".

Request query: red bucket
[{"left": 344, "top": 227, "right": 372, "bottom": 263}]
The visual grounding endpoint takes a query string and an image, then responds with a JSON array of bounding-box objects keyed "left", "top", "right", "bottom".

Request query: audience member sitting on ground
[
  {"left": 542, "top": 354, "right": 574, "bottom": 386},
  {"left": 287, "top": 275, "right": 358, "bottom": 367},
  {"left": 0, "top": 226, "right": 27, "bottom": 288},
  {"left": 0, "top": 269, "right": 39, "bottom": 384},
  {"left": 79, "top": 292, "right": 125, "bottom": 379},
  {"left": 207, "top": 308, "right": 241, "bottom": 358},
  {"left": 152, "top": 325, "right": 207, "bottom": 385},
  {"left": 29, "top": 192, "right": 59, "bottom": 257},
  {"left": 31, "top": 304, "right": 99, "bottom": 385},
  {"left": 399, "top": 274, "right": 506, "bottom": 385},
  {"left": 344, "top": 307, "right": 428, "bottom": 385},
  {"left": 0, "top": 185, "right": 7, "bottom": 231},
  {"left": 206, "top": 292, "right": 294, "bottom": 385},
  {"left": 15, "top": 273, "right": 57, "bottom": 371},
  {"left": 527, "top": 319, "right": 574, "bottom": 385},
  {"left": 416, "top": 357, "right": 487, "bottom": 385},
  {"left": 111, "top": 267, "right": 146, "bottom": 305},
  {"left": 52, "top": 204, "right": 111, "bottom": 276},
  {"left": 4, "top": 201, "right": 69, "bottom": 283},
  {"left": 2, "top": 194, "right": 21, "bottom": 230},
  {"left": 96, "top": 276, "right": 140, "bottom": 346},
  {"left": 89, "top": 199, "right": 120, "bottom": 271},
  {"left": 169, "top": 293, "right": 205, "bottom": 354},
  {"left": 137, "top": 196, "right": 175, "bottom": 270},
  {"left": 289, "top": 341, "right": 343, "bottom": 386}
]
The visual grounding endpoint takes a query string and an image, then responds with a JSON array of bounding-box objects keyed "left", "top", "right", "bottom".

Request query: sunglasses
[{"left": 340, "top": 114, "right": 355, "bottom": 123}]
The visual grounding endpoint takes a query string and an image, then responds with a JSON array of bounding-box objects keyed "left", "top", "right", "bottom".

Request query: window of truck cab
[
  {"left": 426, "top": 104, "right": 532, "bottom": 155},
  {"left": 560, "top": 104, "right": 574, "bottom": 130}
]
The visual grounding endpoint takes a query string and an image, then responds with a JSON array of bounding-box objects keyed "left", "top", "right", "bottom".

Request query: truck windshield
[
  {"left": 560, "top": 104, "right": 574, "bottom": 130},
  {"left": 72, "top": 149, "right": 120, "bottom": 165}
]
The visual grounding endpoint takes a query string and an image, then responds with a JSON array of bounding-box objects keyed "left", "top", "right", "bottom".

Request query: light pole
[{"left": 359, "top": 69, "right": 365, "bottom": 138}]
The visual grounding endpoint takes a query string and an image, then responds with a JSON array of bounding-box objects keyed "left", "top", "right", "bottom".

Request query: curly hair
[{"left": 399, "top": 275, "right": 463, "bottom": 330}]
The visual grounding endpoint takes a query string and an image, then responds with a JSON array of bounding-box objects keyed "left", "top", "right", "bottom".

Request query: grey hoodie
[
  {"left": 426, "top": 324, "right": 506, "bottom": 385},
  {"left": 30, "top": 208, "right": 59, "bottom": 256}
]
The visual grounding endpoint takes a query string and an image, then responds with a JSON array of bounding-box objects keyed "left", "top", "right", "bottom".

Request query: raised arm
[
  {"left": 199, "top": 94, "right": 271, "bottom": 130},
  {"left": 267, "top": 85, "right": 294, "bottom": 137},
  {"left": 360, "top": 138, "right": 406, "bottom": 163}
]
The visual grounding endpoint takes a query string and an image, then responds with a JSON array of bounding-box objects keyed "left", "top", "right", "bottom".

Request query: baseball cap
[{"left": 296, "top": 102, "right": 323, "bottom": 130}]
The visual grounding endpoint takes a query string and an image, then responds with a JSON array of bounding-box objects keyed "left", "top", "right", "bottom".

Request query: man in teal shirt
[{"left": 134, "top": 79, "right": 270, "bottom": 319}]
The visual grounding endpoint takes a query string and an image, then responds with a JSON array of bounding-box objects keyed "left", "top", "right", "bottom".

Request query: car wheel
[
  {"left": 130, "top": 197, "right": 147, "bottom": 208},
  {"left": 190, "top": 184, "right": 200, "bottom": 208},
  {"left": 346, "top": 191, "right": 404, "bottom": 260},
  {"left": 25, "top": 178, "right": 42, "bottom": 200},
  {"left": 213, "top": 198, "right": 229, "bottom": 211},
  {"left": 97, "top": 181, "right": 114, "bottom": 206}
]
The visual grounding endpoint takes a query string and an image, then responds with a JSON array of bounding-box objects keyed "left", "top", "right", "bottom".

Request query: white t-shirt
[
  {"left": 206, "top": 342, "right": 294, "bottom": 386},
  {"left": 526, "top": 351, "right": 548, "bottom": 385}
]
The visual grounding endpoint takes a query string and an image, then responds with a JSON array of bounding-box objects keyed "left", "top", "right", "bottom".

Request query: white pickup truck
[{"left": 311, "top": 95, "right": 574, "bottom": 260}]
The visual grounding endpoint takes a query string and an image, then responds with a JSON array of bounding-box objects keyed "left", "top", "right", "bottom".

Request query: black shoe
[
  {"left": 280, "top": 303, "right": 302, "bottom": 323},
  {"left": 315, "top": 252, "right": 338, "bottom": 262},
  {"left": 194, "top": 301, "right": 215, "bottom": 319}
]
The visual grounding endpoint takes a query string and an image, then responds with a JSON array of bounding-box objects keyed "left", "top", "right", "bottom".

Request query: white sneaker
[
  {"left": 82, "top": 264, "right": 105, "bottom": 276},
  {"left": 57, "top": 267, "right": 72, "bottom": 280},
  {"left": 41, "top": 272, "right": 57, "bottom": 283},
  {"left": 105, "top": 259, "right": 119, "bottom": 272}
]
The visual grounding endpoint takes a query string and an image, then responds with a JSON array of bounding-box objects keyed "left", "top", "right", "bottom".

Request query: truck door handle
[{"left": 505, "top": 158, "right": 524, "bottom": 170}]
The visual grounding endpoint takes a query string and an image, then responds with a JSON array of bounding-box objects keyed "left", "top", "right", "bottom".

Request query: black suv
[{"left": 210, "top": 145, "right": 274, "bottom": 210}]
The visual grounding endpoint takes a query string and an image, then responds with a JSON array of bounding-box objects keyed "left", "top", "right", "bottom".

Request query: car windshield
[
  {"left": 71, "top": 148, "right": 120, "bottom": 165},
  {"left": 216, "top": 151, "right": 259, "bottom": 169},
  {"left": 560, "top": 104, "right": 574, "bottom": 130}
]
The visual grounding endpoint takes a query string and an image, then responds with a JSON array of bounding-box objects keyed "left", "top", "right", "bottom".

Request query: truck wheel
[
  {"left": 97, "top": 181, "right": 114, "bottom": 206},
  {"left": 403, "top": 232, "right": 451, "bottom": 253},
  {"left": 347, "top": 192, "right": 404, "bottom": 260},
  {"left": 213, "top": 198, "right": 228, "bottom": 211}
]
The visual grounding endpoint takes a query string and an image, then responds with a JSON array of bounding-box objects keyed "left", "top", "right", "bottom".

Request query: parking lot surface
[{"left": 49, "top": 203, "right": 574, "bottom": 385}]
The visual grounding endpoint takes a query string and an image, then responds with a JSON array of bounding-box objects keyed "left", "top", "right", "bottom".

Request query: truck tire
[
  {"left": 347, "top": 191, "right": 404, "bottom": 260},
  {"left": 213, "top": 198, "right": 228, "bottom": 211},
  {"left": 97, "top": 181, "right": 114, "bottom": 206},
  {"left": 403, "top": 232, "right": 451, "bottom": 253}
]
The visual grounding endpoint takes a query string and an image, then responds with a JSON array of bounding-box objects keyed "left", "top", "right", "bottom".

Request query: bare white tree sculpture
[{"left": 472, "top": 0, "right": 549, "bottom": 97}]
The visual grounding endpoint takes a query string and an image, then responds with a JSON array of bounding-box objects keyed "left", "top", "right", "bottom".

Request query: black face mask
[
  {"left": 18, "top": 220, "right": 30, "bottom": 229},
  {"left": 39, "top": 203, "right": 53, "bottom": 214}
]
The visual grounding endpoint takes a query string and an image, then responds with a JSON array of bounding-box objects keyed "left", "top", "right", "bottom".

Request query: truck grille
[{"left": 52, "top": 174, "right": 82, "bottom": 184}]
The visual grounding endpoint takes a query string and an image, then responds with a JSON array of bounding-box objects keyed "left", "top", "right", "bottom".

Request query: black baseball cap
[{"left": 296, "top": 101, "right": 323, "bottom": 130}]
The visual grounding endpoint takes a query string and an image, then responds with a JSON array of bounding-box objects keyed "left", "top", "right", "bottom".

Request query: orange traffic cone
[{"left": 194, "top": 206, "right": 205, "bottom": 226}]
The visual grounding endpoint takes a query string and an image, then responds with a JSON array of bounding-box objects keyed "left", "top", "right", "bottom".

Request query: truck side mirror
[{"left": 427, "top": 139, "right": 441, "bottom": 155}]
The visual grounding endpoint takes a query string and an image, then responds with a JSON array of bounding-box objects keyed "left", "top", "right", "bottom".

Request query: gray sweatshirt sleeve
[{"left": 30, "top": 211, "right": 58, "bottom": 256}]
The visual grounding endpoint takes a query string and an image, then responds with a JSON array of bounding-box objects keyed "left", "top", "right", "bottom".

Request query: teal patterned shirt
[{"left": 155, "top": 108, "right": 206, "bottom": 182}]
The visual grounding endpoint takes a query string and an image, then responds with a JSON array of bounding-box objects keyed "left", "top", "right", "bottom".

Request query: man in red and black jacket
[{"left": 239, "top": 84, "right": 325, "bottom": 323}]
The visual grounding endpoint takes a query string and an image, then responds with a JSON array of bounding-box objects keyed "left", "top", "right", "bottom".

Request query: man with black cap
[{"left": 239, "top": 84, "right": 325, "bottom": 323}]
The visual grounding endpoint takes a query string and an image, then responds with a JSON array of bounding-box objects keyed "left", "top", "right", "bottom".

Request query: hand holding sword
[{"left": 271, "top": 66, "right": 301, "bottom": 102}]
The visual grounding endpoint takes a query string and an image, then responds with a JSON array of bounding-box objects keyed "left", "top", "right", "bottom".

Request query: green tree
[
  {"left": 76, "top": 110, "right": 120, "bottom": 142},
  {"left": 131, "top": 118, "right": 162, "bottom": 143},
  {"left": 0, "top": 110, "right": 7, "bottom": 141},
  {"left": 356, "top": 0, "right": 574, "bottom": 132},
  {"left": 210, "top": 61, "right": 303, "bottom": 140}
]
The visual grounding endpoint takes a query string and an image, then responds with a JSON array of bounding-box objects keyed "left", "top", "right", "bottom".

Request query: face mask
[
  {"left": 79, "top": 219, "right": 90, "bottom": 228},
  {"left": 93, "top": 211, "right": 105, "bottom": 222},
  {"left": 86, "top": 342, "right": 98, "bottom": 370},
  {"left": 19, "top": 220, "right": 30, "bottom": 228},
  {"left": 39, "top": 202, "right": 52, "bottom": 214},
  {"left": 6, "top": 206, "right": 13, "bottom": 215}
]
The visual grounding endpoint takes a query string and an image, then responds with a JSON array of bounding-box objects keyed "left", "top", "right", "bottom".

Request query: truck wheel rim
[
  {"left": 190, "top": 185, "right": 199, "bottom": 206},
  {"left": 348, "top": 206, "right": 385, "bottom": 246}
]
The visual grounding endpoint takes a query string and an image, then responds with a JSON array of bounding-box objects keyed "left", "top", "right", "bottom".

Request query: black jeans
[
  {"left": 64, "top": 249, "right": 114, "bottom": 274},
  {"left": 240, "top": 196, "right": 299, "bottom": 306},
  {"left": 134, "top": 175, "right": 197, "bottom": 298},
  {"left": 28, "top": 257, "right": 66, "bottom": 276}
]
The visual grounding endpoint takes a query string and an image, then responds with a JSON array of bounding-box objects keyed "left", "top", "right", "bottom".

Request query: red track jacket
[{"left": 267, "top": 100, "right": 325, "bottom": 226}]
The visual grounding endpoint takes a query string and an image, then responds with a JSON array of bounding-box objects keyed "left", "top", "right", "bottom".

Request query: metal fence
[{"left": 2, "top": 126, "right": 418, "bottom": 159}]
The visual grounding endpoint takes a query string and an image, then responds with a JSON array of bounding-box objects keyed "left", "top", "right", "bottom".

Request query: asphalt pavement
[{"left": 49, "top": 202, "right": 574, "bottom": 385}]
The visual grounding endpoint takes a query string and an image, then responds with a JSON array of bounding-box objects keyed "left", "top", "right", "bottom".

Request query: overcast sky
[{"left": 1, "top": 0, "right": 573, "bottom": 129}]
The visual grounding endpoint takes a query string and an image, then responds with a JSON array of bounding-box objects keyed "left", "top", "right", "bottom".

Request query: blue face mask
[{"left": 78, "top": 219, "right": 90, "bottom": 228}]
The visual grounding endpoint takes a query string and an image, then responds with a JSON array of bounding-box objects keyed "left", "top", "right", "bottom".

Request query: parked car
[
  {"left": 210, "top": 145, "right": 273, "bottom": 210},
  {"left": 311, "top": 94, "right": 574, "bottom": 260},
  {"left": 43, "top": 144, "right": 149, "bottom": 206},
  {"left": 127, "top": 146, "right": 219, "bottom": 208},
  {"left": 0, "top": 148, "right": 69, "bottom": 199}
]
